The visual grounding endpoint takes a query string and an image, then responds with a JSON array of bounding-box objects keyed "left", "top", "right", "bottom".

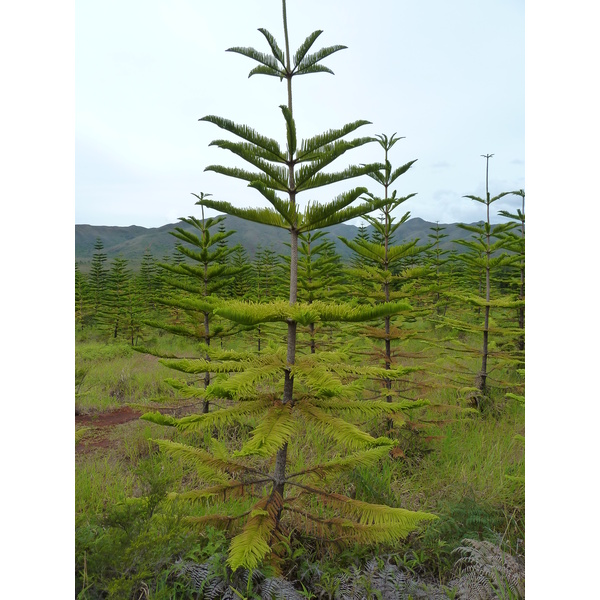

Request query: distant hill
[{"left": 75, "top": 215, "right": 479, "bottom": 271}]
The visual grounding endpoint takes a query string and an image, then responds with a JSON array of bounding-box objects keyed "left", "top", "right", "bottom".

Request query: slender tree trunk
[
  {"left": 202, "top": 229, "right": 211, "bottom": 414},
  {"left": 517, "top": 199, "right": 525, "bottom": 354},
  {"left": 383, "top": 196, "right": 392, "bottom": 404},
  {"left": 478, "top": 272, "right": 490, "bottom": 393},
  {"left": 203, "top": 311, "right": 211, "bottom": 413},
  {"left": 477, "top": 155, "right": 493, "bottom": 395},
  {"left": 275, "top": 228, "right": 297, "bottom": 498},
  {"left": 274, "top": 0, "right": 295, "bottom": 502},
  {"left": 384, "top": 315, "right": 392, "bottom": 397}
]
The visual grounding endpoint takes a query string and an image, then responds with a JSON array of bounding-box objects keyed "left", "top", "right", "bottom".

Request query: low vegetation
[{"left": 75, "top": 324, "right": 524, "bottom": 598}]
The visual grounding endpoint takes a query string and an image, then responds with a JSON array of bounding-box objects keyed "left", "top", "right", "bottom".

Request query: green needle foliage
[
  {"left": 497, "top": 189, "right": 525, "bottom": 357},
  {"left": 281, "top": 230, "right": 346, "bottom": 353},
  {"left": 75, "top": 262, "right": 90, "bottom": 329},
  {"left": 138, "top": 249, "right": 163, "bottom": 315},
  {"left": 97, "top": 257, "right": 142, "bottom": 343},
  {"left": 249, "top": 245, "right": 286, "bottom": 352},
  {"left": 339, "top": 133, "right": 427, "bottom": 405},
  {"left": 433, "top": 156, "right": 523, "bottom": 406},
  {"left": 140, "top": 204, "right": 246, "bottom": 413},
  {"left": 145, "top": 0, "right": 435, "bottom": 573},
  {"left": 88, "top": 237, "right": 108, "bottom": 324},
  {"left": 423, "top": 223, "right": 453, "bottom": 317}
]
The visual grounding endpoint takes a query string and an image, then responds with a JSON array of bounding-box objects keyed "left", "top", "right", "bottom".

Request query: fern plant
[
  {"left": 176, "top": 556, "right": 304, "bottom": 600},
  {"left": 333, "top": 558, "right": 451, "bottom": 600},
  {"left": 449, "top": 538, "right": 525, "bottom": 599}
]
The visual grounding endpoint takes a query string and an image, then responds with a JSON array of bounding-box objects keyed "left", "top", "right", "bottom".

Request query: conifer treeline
[{"left": 77, "top": 201, "right": 524, "bottom": 364}]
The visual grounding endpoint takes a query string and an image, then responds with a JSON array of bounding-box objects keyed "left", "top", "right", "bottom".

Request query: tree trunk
[{"left": 203, "top": 311, "right": 211, "bottom": 414}]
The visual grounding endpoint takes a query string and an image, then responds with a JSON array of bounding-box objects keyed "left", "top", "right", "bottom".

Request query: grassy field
[{"left": 75, "top": 323, "right": 524, "bottom": 599}]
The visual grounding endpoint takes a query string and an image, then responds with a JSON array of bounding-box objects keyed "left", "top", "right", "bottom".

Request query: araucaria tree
[
  {"left": 144, "top": 0, "right": 435, "bottom": 572},
  {"left": 88, "top": 237, "right": 108, "bottom": 324},
  {"left": 447, "top": 155, "right": 522, "bottom": 399},
  {"left": 141, "top": 205, "right": 244, "bottom": 413},
  {"left": 339, "top": 133, "right": 426, "bottom": 404},
  {"left": 498, "top": 189, "right": 525, "bottom": 356}
]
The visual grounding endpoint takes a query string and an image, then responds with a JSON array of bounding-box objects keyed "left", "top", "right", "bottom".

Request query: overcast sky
[{"left": 76, "top": 0, "right": 524, "bottom": 228}]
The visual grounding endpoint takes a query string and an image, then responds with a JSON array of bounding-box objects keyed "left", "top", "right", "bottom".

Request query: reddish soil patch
[
  {"left": 76, "top": 407, "right": 143, "bottom": 453},
  {"left": 76, "top": 406, "right": 142, "bottom": 427}
]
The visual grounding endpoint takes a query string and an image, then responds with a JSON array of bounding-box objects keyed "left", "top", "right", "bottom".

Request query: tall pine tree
[
  {"left": 434, "top": 156, "right": 523, "bottom": 406},
  {"left": 339, "top": 133, "right": 426, "bottom": 404},
  {"left": 142, "top": 204, "right": 244, "bottom": 413},
  {"left": 143, "top": 1, "right": 435, "bottom": 571},
  {"left": 88, "top": 237, "right": 108, "bottom": 324}
]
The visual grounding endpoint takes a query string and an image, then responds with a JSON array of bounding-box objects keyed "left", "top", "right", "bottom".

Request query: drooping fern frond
[
  {"left": 235, "top": 403, "right": 297, "bottom": 457},
  {"left": 162, "top": 378, "right": 207, "bottom": 399},
  {"left": 158, "top": 357, "right": 247, "bottom": 375},
  {"left": 287, "top": 499, "right": 435, "bottom": 546},
  {"left": 290, "top": 363, "right": 346, "bottom": 397},
  {"left": 140, "top": 411, "right": 179, "bottom": 427},
  {"left": 199, "top": 116, "right": 284, "bottom": 160},
  {"left": 194, "top": 197, "right": 289, "bottom": 230},
  {"left": 287, "top": 444, "right": 392, "bottom": 480},
  {"left": 174, "top": 399, "right": 272, "bottom": 431},
  {"left": 168, "top": 481, "right": 263, "bottom": 504},
  {"left": 304, "top": 487, "right": 437, "bottom": 529},
  {"left": 227, "top": 492, "right": 283, "bottom": 571},
  {"left": 75, "top": 427, "right": 92, "bottom": 445},
  {"left": 215, "top": 361, "right": 286, "bottom": 399},
  {"left": 151, "top": 439, "right": 247, "bottom": 482},
  {"left": 312, "top": 397, "right": 429, "bottom": 417},
  {"left": 309, "top": 299, "right": 413, "bottom": 323},
  {"left": 296, "top": 402, "right": 392, "bottom": 450}
]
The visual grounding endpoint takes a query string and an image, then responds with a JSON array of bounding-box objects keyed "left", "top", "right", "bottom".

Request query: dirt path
[
  {"left": 76, "top": 406, "right": 142, "bottom": 427},
  {"left": 76, "top": 407, "right": 143, "bottom": 452}
]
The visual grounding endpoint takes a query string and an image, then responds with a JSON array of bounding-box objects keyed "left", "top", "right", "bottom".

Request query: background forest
[{"left": 74, "top": 1, "right": 527, "bottom": 598}]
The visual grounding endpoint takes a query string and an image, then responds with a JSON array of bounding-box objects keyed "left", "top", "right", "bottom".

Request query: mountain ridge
[{"left": 75, "top": 215, "right": 480, "bottom": 271}]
